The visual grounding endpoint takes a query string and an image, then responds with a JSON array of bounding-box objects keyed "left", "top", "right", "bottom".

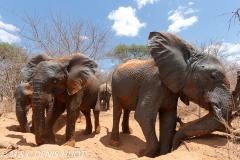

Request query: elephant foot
[
  {"left": 82, "top": 128, "right": 92, "bottom": 135},
  {"left": 30, "top": 126, "right": 35, "bottom": 134},
  {"left": 122, "top": 127, "right": 133, "bottom": 134},
  {"left": 43, "top": 137, "right": 56, "bottom": 144},
  {"left": 138, "top": 149, "right": 159, "bottom": 158},
  {"left": 94, "top": 125, "right": 101, "bottom": 134},
  {"left": 43, "top": 130, "right": 56, "bottom": 144},
  {"left": 62, "top": 139, "right": 75, "bottom": 147},
  {"left": 109, "top": 139, "right": 122, "bottom": 146},
  {"left": 138, "top": 149, "right": 145, "bottom": 157}
]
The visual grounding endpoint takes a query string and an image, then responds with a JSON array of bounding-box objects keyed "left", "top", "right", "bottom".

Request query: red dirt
[{"left": 0, "top": 101, "right": 239, "bottom": 160}]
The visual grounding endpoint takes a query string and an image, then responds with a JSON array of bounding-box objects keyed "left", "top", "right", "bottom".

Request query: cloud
[
  {"left": 0, "top": 29, "right": 20, "bottom": 43},
  {"left": 188, "top": 2, "right": 194, "bottom": 5},
  {"left": 167, "top": 6, "right": 198, "bottom": 33},
  {"left": 108, "top": 6, "right": 146, "bottom": 37},
  {"left": 80, "top": 36, "right": 88, "bottom": 40},
  {"left": 220, "top": 42, "right": 240, "bottom": 55},
  {"left": 135, "top": 0, "right": 159, "bottom": 9},
  {"left": 207, "top": 42, "right": 240, "bottom": 62},
  {"left": 0, "top": 17, "right": 20, "bottom": 43}
]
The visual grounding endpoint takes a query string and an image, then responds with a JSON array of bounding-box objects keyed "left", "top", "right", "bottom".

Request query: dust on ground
[{"left": 0, "top": 99, "right": 239, "bottom": 160}]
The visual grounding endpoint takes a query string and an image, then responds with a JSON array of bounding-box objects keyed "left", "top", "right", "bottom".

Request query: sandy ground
[{"left": 0, "top": 100, "right": 239, "bottom": 160}]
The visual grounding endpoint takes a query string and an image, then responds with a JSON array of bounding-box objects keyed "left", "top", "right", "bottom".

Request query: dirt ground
[{"left": 0, "top": 99, "right": 239, "bottom": 160}]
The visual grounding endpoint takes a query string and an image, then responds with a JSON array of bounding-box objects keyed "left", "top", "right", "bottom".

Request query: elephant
[
  {"left": 98, "top": 83, "right": 112, "bottom": 111},
  {"left": 232, "top": 70, "right": 240, "bottom": 110},
  {"left": 15, "top": 82, "right": 52, "bottom": 133},
  {"left": 109, "top": 31, "right": 232, "bottom": 158},
  {"left": 21, "top": 53, "right": 101, "bottom": 146}
]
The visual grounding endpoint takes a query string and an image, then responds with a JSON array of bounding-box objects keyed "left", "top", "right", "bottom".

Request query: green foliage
[
  {"left": 110, "top": 44, "right": 151, "bottom": 63},
  {"left": 0, "top": 42, "right": 28, "bottom": 61}
]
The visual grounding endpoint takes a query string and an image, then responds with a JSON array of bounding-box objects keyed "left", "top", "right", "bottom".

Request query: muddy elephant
[
  {"left": 15, "top": 82, "right": 52, "bottom": 133},
  {"left": 98, "top": 83, "right": 112, "bottom": 111},
  {"left": 21, "top": 53, "right": 100, "bottom": 146},
  {"left": 109, "top": 31, "right": 232, "bottom": 158}
]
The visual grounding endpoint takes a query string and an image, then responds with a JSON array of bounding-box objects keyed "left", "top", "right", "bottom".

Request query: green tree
[
  {"left": 0, "top": 42, "right": 29, "bottom": 105},
  {"left": 110, "top": 44, "right": 150, "bottom": 63}
]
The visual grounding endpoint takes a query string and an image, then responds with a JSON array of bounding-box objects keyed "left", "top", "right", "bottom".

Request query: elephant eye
[{"left": 210, "top": 72, "right": 218, "bottom": 80}]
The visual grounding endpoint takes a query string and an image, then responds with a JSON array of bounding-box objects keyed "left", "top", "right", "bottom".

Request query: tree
[
  {"left": 0, "top": 42, "right": 29, "bottom": 103},
  {"left": 15, "top": 10, "right": 112, "bottom": 60},
  {"left": 109, "top": 44, "right": 150, "bottom": 64}
]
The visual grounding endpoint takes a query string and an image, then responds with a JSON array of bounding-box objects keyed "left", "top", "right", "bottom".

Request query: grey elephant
[
  {"left": 15, "top": 82, "right": 52, "bottom": 133},
  {"left": 98, "top": 83, "right": 112, "bottom": 111},
  {"left": 109, "top": 31, "right": 232, "bottom": 158},
  {"left": 21, "top": 53, "right": 101, "bottom": 147}
]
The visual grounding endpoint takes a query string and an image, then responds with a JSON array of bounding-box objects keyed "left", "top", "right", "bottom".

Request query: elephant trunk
[
  {"left": 16, "top": 111, "right": 30, "bottom": 133},
  {"left": 32, "top": 93, "right": 47, "bottom": 145},
  {"left": 172, "top": 101, "right": 231, "bottom": 150}
]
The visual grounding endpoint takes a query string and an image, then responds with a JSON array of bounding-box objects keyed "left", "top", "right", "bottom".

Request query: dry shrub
[{"left": 0, "top": 98, "right": 15, "bottom": 114}]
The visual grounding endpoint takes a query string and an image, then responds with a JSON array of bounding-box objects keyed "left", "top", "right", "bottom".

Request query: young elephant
[
  {"left": 99, "top": 83, "right": 112, "bottom": 111},
  {"left": 21, "top": 53, "right": 100, "bottom": 147},
  {"left": 15, "top": 82, "right": 52, "bottom": 133},
  {"left": 110, "top": 31, "right": 232, "bottom": 158}
]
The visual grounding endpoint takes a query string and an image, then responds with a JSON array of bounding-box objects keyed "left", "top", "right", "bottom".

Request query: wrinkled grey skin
[
  {"left": 21, "top": 53, "right": 99, "bottom": 146},
  {"left": 110, "top": 31, "right": 232, "bottom": 158},
  {"left": 14, "top": 82, "right": 52, "bottom": 133},
  {"left": 98, "top": 83, "right": 112, "bottom": 111},
  {"left": 232, "top": 71, "right": 240, "bottom": 110}
]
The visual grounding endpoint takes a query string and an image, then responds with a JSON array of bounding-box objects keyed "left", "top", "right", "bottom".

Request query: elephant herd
[{"left": 13, "top": 31, "right": 236, "bottom": 158}]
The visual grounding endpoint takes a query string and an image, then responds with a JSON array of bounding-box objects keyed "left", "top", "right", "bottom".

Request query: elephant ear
[
  {"left": 63, "top": 53, "right": 98, "bottom": 95},
  {"left": 21, "top": 53, "right": 53, "bottom": 82},
  {"left": 148, "top": 31, "right": 195, "bottom": 93}
]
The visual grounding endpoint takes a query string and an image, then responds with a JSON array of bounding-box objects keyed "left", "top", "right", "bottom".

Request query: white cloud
[
  {"left": 0, "top": 21, "right": 19, "bottom": 32},
  {"left": 184, "top": 8, "right": 199, "bottom": 15},
  {"left": 167, "top": 6, "right": 198, "bottom": 33},
  {"left": 0, "top": 17, "right": 20, "bottom": 43},
  {"left": 207, "top": 42, "right": 240, "bottom": 62},
  {"left": 219, "top": 42, "right": 240, "bottom": 55},
  {"left": 108, "top": 6, "right": 146, "bottom": 37},
  {"left": 188, "top": 2, "right": 194, "bottom": 5},
  {"left": 0, "top": 29, "right": 20, "bottom": 43},
  {"left": 135, "top": 0, "right": 159, "bottom": 9},
  {"left": 80, "top": 36, "right": 88, "bottom": 40}
]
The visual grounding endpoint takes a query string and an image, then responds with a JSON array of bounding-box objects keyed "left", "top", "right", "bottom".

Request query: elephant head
[
  {"left": 21, "top": 53, "right": 97, "bottom": 145},
  {"left": 148, "top": 31, "right": 233, "bottom": 150}
]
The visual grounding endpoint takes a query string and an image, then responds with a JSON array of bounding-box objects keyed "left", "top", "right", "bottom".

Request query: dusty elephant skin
[
  {"left": 110, "top": 31, "right": 232, "bottom": 158},
  {"left": 14, "top": 82, "right": 52, "bottom": 133},
  {"left": 21, "top": 53, "right": 100, "bottom": 147},
  {"left": 98, "top": 83, "right": 112, "bottom": 111}
]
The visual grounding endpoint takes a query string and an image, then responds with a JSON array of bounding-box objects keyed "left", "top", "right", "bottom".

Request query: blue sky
[{"left": 0, "top": 0, "right": 239, "bottom": 70}]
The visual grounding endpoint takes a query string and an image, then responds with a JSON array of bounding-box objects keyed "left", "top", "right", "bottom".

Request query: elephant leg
[
  {"left": 122, "top": 109, "right": 132, "bottom": 134},
  {"left": 43, "top": 98, "right": 65, "bottom": 144},
  {"left": 93, "top": 110, "right": 101, "bottom": 134},
  {"left": 63, "top": 91, "right": 84, "bottom": 147},
  {"left": 109, "top": 95, "right": 122, "bottom": 146},
  {"left": 81, "top": 110, "right": 93, "bottom": 135},
  {"left": 134, "top": 102, "right": 159, "bottom": 158},
  {"left": 159, "top": 109, "right": 177, "bottom": 155},
  {"left": 107, "top": 99, "right": 110, "bottom": 110}
]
